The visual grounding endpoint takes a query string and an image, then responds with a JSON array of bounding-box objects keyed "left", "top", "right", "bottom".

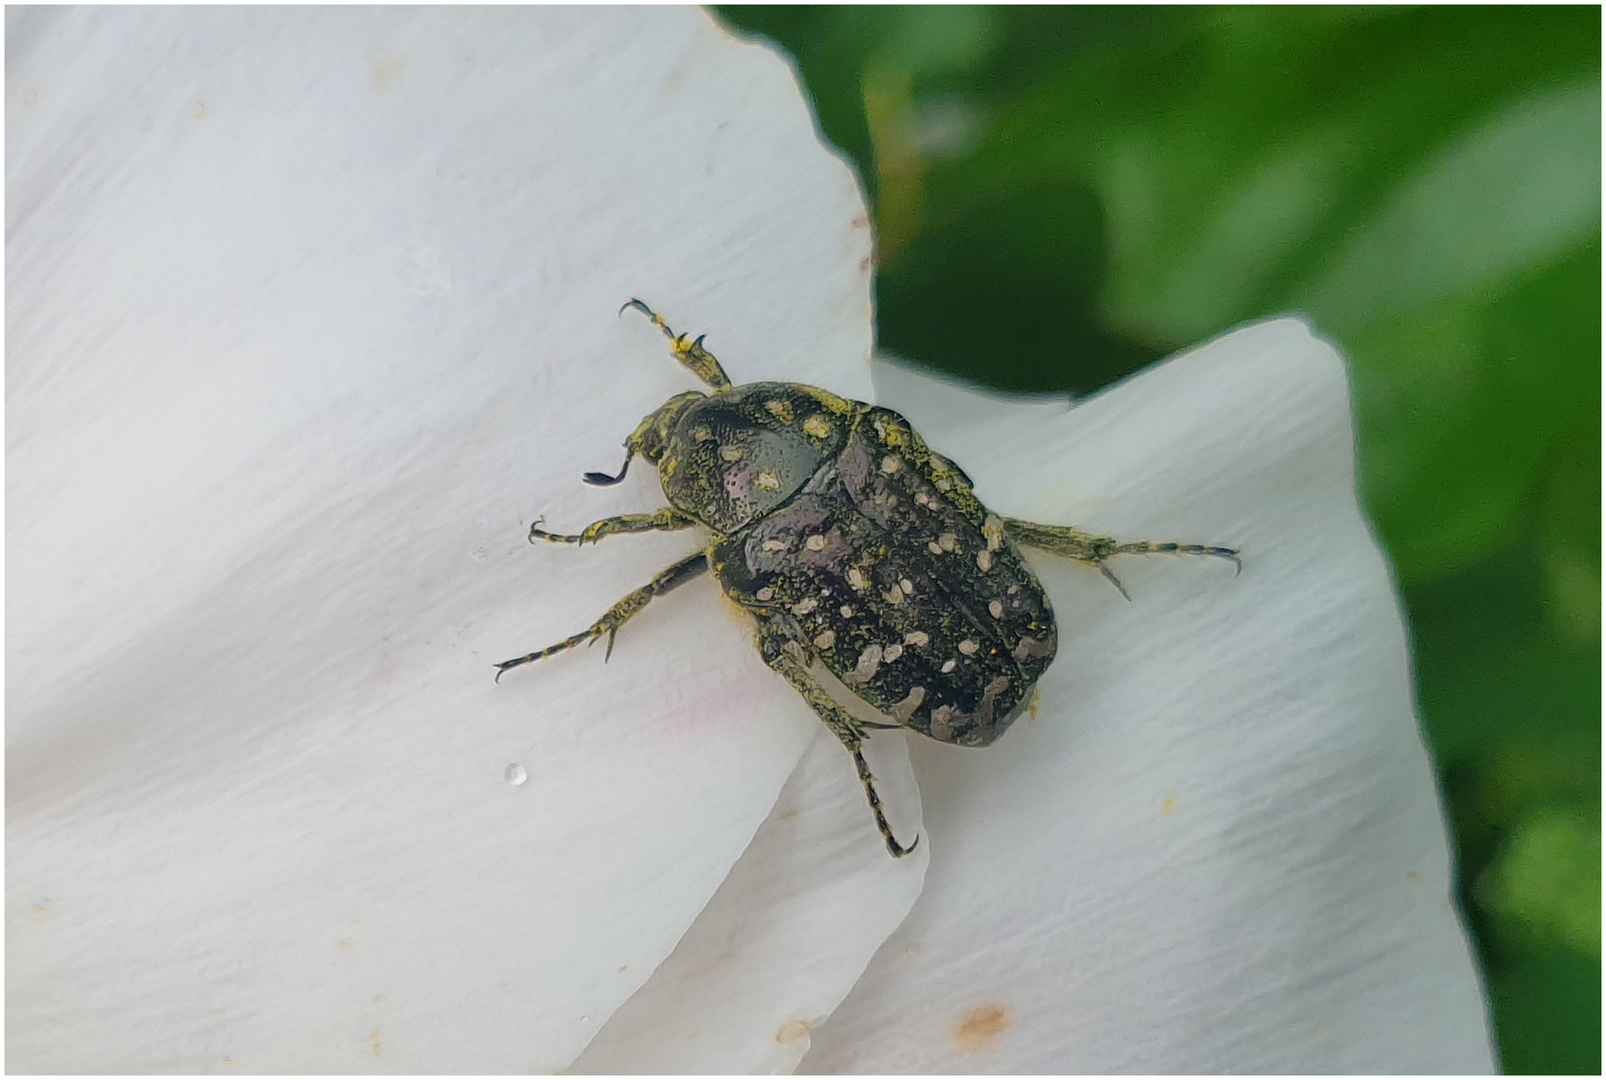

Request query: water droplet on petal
[{"left": 505, "top": 764, "right": 528, "bottom": 787}]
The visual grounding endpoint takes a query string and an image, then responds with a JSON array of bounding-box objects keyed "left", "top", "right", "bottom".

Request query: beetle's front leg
[
  {"left": 620, "top": 298, "right": 733, "bottom": 391},
  {"left": 528, "top": 506, "right": 696, "bottom": 546},
  {"left": 755, "top": 623, "right": 919, "bottom": 859},
  {"left": 1003, "top": 518, "right": 1240, "bottom": 600},
  {"left": 494, "top": 550, "right": 708, "bottom": 680}
]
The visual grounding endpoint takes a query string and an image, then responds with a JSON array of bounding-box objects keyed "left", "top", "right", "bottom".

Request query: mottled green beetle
[{"left": 497, "top": 301, "right": 1239, "bottom": 857}]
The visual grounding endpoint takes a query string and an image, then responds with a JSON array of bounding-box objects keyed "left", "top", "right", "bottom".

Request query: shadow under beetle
[{"left": 497, "top": 301, "right": 1240, "bottom": 857}]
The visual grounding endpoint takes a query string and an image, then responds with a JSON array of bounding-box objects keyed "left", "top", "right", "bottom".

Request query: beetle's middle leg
[
  {"left": 1003, "top": 518, "right": 1240, "bottom": 601},
  {"left": 755, "top": 624, "right": 919, "bottom": 859},
  {"left": 528, "top": 506, "right": 696, "bottom": 546},
  {"left": 494, "top": 550, "right": 708, "bottom": 681}
]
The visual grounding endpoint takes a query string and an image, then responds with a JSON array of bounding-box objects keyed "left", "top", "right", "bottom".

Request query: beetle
[{"left": 496, "top": 300, "right": 1239, "bottom": 857}]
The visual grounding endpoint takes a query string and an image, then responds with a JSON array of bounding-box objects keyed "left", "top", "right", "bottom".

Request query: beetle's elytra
[{"left": 497, "top": 301, "right": 1240, "bottom": 857}]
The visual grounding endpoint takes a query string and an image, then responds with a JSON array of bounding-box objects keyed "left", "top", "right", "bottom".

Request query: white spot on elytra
[
  {"left": 904, "top": 630, "right": 929, "bottom": 646},
  {"left": 927, "top": 541, "right": 943, "bottom": 554},
  {"left": 976, "top": 549, "right": 993, "bottom": 572},
  {"left": 756, "top": 470, "right": 780, "bottom": 490},
  {"left": 983, "top": 515, "right": 1005, "bottom": 552},
  {"left": 720, "top": 444, "right": 744, "bottom": 461},
  {"left": 805, "top": 534, "right": 827, "bottom": 551},
  {"left": 881, "top": 455, "right": 903, "bottom": 474},
  {"left": 847, "top": 567, "right": 867, "bottom": 591},
  {"left": 813, "top": 629, "right": 836, "bottom": 650},
  {"left": 763, "top": 538, "right": 788, "bottom": 552},
  {"left": 840, "top": 604, "right": 855, "bottom": 617},
  {"left": 941, "top": 659, "right": 957, "bottom": 673},
  {"left": 958, "top": 639, "right": 979, "bottom": 655},
  {"left": 841, "top": 644, "right": 884, "bottom": 685},
  {"left": 756, "top": 587, "right": 775, "bottom": 602},
  {"left": 891, "top": 685, "right": 926, "bottom": 721},
  {"left": 792, "top": 597, "right": 818, "bottom": 615},
  {"left": 884, "top": 584, "right": 904, "bottom": 605},
  {"left": 938, "top": 533, "right": 958, "bottom": 552},
  {"left": 883, "top": 643, "right": 904, "bottom": 662},
  {"left": 899, "top": 577, "right": 914, "bottom": 595},
  {"left": 988, "top": 600, "right": 1004, "bottom": 618}
]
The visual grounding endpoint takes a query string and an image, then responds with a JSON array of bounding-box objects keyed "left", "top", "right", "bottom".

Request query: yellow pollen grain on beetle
[
  {"left": 802, "top": 415, "right": 832, "bottom": 439},
  {"left": 765, "top": 399, "right": 794, "bottom": 423}
]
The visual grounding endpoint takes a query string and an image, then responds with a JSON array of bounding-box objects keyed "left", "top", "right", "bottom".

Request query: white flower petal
[
  {"left": 7, "top": 8, "right": 874, "bottom": 1072},
  {"left": 570, "top": 729, "right": 926, "bottom": 1073},
  {"left": 804, "top": 321, "right": 1495, "bottom": 1072}
]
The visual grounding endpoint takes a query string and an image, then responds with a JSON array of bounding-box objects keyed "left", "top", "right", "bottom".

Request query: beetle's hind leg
[
  {"left": 494, "top": 550, "right": 708, "bottom": 681},
  {"left": 528, "top": 507, "right": 696, "bottom": 546},
  {"left": 1003, "top": 518, "right": 1240, "bottom": 601},
  {"left": 755, "top": 624, "right": 919, "bottom": 859},
  {"left": 620, "top": 298, "right": 732, "bottom": 391}
]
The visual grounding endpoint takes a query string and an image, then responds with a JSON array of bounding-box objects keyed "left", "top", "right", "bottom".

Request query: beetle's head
[{"left": 583, "top": 390, "right": 705, "bottom": 486}]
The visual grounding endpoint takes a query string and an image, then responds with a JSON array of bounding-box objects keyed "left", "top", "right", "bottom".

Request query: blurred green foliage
[{"left": 719, "top": 5, "right": 1600, "bottom": 1071}]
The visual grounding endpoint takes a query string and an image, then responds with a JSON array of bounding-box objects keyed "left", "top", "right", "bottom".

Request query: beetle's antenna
[
  {"left": 620, "top": 298, "right": 733, "bottom": 391},
  {"left": 583, "top": 453, "right": 632, "bottom": 486}
]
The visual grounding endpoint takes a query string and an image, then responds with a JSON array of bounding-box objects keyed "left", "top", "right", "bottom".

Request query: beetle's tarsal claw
[
  {"left": 620, "top": 297, "right": 652, "bottom": 319},
  {"left": 888, "top": 832, "right": 920, "bottom": 858},
  {"left": 583, "top": 455, "right": 631, "bottom": 486},
  {"left": 1099, "top": 563, "right": 1133, "bottom": 602}
]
